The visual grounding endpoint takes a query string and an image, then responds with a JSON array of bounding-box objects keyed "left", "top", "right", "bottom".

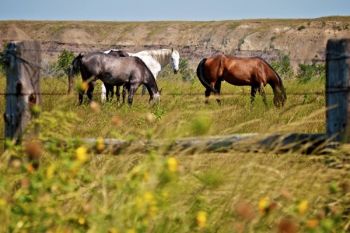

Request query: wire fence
[
  {"left": 1, "top": 50, "right": 350, "bottom": 97},
  {"left": 1, "top": 43, "right": 349, "bottom": 103},
  {"left": 0, "top": 45, "right": 335, "bottom": 99}
]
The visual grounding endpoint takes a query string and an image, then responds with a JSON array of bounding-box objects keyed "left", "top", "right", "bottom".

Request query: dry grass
[{"left": 1, "top": 74, "right": 349, "bottom": 232}]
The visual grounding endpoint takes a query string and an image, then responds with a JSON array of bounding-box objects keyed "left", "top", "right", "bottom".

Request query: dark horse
[
  {"left": 71, "top": 52, "right": 160, "bottom": 105},
  {"left": 103, "top": 49, "right": 130, "bottom": 102},
  {"left": 196, "top": 54, "right": 286, "bottom": 107}
]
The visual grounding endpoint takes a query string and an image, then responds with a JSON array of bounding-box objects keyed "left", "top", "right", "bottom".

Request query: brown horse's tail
[{"left": 196, "top": 58, "right": 218, "bottom": 94}]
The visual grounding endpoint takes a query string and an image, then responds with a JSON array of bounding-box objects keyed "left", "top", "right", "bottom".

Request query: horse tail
[{"left": 196, "top": 58, "right": 218, "bottom": 93}]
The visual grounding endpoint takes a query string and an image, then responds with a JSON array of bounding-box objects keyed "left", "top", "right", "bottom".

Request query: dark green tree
[
  {"left": 56, "top": 49, "right": 75, "bottom": 76},
  {"left": 271, "top": 55, "right": 294, "bottom": 79}
]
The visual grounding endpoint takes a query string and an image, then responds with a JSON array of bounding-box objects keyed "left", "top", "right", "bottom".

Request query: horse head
[
  {"left": 71, "top": 53, "right": 83, "bottom": 75},
  {"left": 151, "top": 92, "right": 161, "bottom": 105},
  {"left": 170, "top": 49, "right": 180, "bottom": 74}
]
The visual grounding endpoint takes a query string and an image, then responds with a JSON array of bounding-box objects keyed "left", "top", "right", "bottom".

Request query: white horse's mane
[{"left": 131, "top": 49, "right": 178, "bottom": 67}]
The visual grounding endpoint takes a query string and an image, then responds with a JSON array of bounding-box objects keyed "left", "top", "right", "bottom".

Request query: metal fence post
[
  {"left": 4, "top": 41, "right": 41, "bottom": 142},
  {"left": 326, "top": 39, "right": 350, "bottom": 142}
]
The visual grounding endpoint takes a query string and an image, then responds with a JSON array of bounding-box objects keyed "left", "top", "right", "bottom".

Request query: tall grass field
[{"left": 0, "top": 71, "right": 349, "bottom": 233}]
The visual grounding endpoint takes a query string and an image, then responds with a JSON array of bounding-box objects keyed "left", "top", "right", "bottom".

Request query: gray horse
[
  {"left": 103, "top": 49, "right": 129, "bottom": 102},
  {"left": 71, "top": 52, "right": 160, "bottom": 105}
]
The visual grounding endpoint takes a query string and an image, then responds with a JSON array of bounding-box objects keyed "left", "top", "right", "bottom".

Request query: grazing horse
[
  {"left": 196, "top": 54, "right": 287, "bottom": 107},
  {"left": 101, "top": 48, "right": 180, "bottom": 100},
  {"left": 102, "top": 49, "right": 129, "bottom": 102},
  {"left": 71, "top": 52, "right": 160, "bottom": 106}
]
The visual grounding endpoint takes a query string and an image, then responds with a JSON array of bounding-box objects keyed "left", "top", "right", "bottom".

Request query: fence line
[
  {"left": 0, "top": 91, "right": 329, "bottom": 96},
  {"left": 2, "top": 39, "right": 350, "bottom": 149}
]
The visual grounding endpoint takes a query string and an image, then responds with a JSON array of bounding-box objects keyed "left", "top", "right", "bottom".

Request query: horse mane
[
  {"left": 258, "top": 57, "right": 287, "bottom": 102},
  {"left": 133, "top": 56, "right": 157, "bottom": 82},
  {"left": 258, "top": 57, "right": 284, "bottom": 87},
  {"left": 136, "top": 49, "right": 174, "bottom": 67},
  {"left": 71, "top": 53, "right": 84, "bottom": 75}
]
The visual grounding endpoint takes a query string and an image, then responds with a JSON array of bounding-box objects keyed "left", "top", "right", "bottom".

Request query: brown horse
[{"left": 196, "top": 54, "right": 286, "bottom": 107}]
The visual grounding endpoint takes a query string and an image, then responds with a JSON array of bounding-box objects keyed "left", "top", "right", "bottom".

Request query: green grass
[
  {"left": 1, "top": 74, "right": 349, "bottom": 232},
  {"left": 0, "top": 74, "right": 325, "bottom": 149},
  {"left": 18, "top": 76, "right": 327, "bottom": 134}
]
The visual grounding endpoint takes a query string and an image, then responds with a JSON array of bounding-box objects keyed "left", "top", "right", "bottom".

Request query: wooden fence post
[
  {"left": 326, "top": 39, "right": 350, "bottom": 142},
  {"left": 4, "top": 41, "right": 41, "bottom": 142}
]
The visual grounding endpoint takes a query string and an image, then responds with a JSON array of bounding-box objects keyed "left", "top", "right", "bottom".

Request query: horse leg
[
  {"left": 105, "top": 84, "right": 110, "bottom": 102},
  {"left": 258, "top": 84, "right": 268, "bottom": 107},
  {"left": 79, "top": 91, "right": 84, "bottom": 105},
  {"left": 141, "top": 85, "right": 146, "bottom": 96},
  {"left": 79, "top": 74, "right": 89, "bottom": 105},
  {"left": 107, "top": 84, "right": 114, "bottom": 102},
  {"left": 101, "top": 83, "right": 105, "bottom": 102},
  {"left": 205, "top": 88, "right": 211, "bottom": 104},
  {"left": 250, "top": 86, "right": 258, "bottom": 106},
  {"left": 214, "top": 81, "right": 222, "bottom": 105},
  {"left": 116, "top": 85, "right": 121, "bottom": 103},
  {"left": 87, "top": 81, "right": 95, "bottom": 102},
  {"left": 127, "top": 84, "right": 139, "bottom": 106},
  {"left": 122, "top": 85, "right": 127, "bottom": 104}
]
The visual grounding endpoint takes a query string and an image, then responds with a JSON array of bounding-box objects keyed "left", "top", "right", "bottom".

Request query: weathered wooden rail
[
  {"left": 2, "top": 39, "right": 350, "bottom": 154},
  {"left": 84, "top": 133, "right": 333, "bottom": 155}
]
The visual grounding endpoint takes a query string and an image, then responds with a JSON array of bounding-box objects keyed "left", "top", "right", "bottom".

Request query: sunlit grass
[
  {"left": 1, "top": 73, "right": 350, "bottom": 232},
  {"left": 0, "top": 74, "right": 325, "bottom": 147}
]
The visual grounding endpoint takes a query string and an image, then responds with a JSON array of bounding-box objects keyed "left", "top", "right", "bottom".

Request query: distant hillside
[{"left": 0, "top": 17, "right": 349, "bottom": 70}]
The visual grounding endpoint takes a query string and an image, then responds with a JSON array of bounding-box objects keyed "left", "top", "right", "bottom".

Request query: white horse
[{"left": 101, "top": 48, "right": 180, "bottom": 102}]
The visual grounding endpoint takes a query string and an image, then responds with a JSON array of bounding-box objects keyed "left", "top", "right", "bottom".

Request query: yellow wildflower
[
  {"left": 46, "top": 164, "right": 55, "bottom": 179},
  {"left": 258, "top": 197, "right": 270, "bottom": 214},
  {"left": 167, "top": 157, "right": 178, "bottom": 172},
  {"left": 81, "top": 82, "right": 88, "bottom": 92},
  {"left": 144, "top": 192, "right": 155, "bottom": 204},
  {"left": 76, "top": 146, "right": 88, "bottom": 163},
  {"left": 78, "top": 217, "right": 85, "bottom": 225},
  {"left": 306, "top": 219, "right": 319, "bottom": 229},
  {"left": 298, "top": 200, "right": 308, "bottom": 215},
  {"left": 16, "top": 221, "right": 24, "bottom": 229},
  {"left": 108, "top": 228, "right": 119, "bottom": 233},
  {"left": 26, "top": 164, "right": 35, "bottom": 173},
  {"left": 96, "top": 137, "right": 105, "bottom": 152},
  {"left": 196, "top": 211, "right": 207, "bottom": 228},
  {"left": 0, "top": 198, "right": 6, "bottom": 207},
  {"left": 143, "top": 172, "right": 150, "bottom": 181},
  {"left": 126, "top": 229, "right": 136, "bottom": 233}
]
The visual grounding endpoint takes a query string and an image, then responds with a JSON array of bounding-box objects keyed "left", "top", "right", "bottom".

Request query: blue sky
[{"left": 0, "top": 0, "right": 349, "bottom": 21}]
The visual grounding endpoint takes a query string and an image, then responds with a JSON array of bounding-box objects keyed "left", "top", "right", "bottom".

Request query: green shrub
[
  {"left": 297, "top": 63, "right": 325, "bottom": 83},
  {"left": 0, "top": 45, "right": 7, "bottom": 76},
  {"left": 179, "top": 58, "right": 195, "bottom": 82},
  {"left": 55, "top": 49, "right": 75, "bottom": 76},
  {"left": 271, "top": 55, "right": 294, "bottom": 79},
  {"left": 0, "top": 53, "right": 4, "bottom": 76}
]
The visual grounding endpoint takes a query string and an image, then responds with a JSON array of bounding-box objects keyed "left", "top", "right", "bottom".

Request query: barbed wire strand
[{"left": 1, "top": 48, "right": 349, "bottom": 99}]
